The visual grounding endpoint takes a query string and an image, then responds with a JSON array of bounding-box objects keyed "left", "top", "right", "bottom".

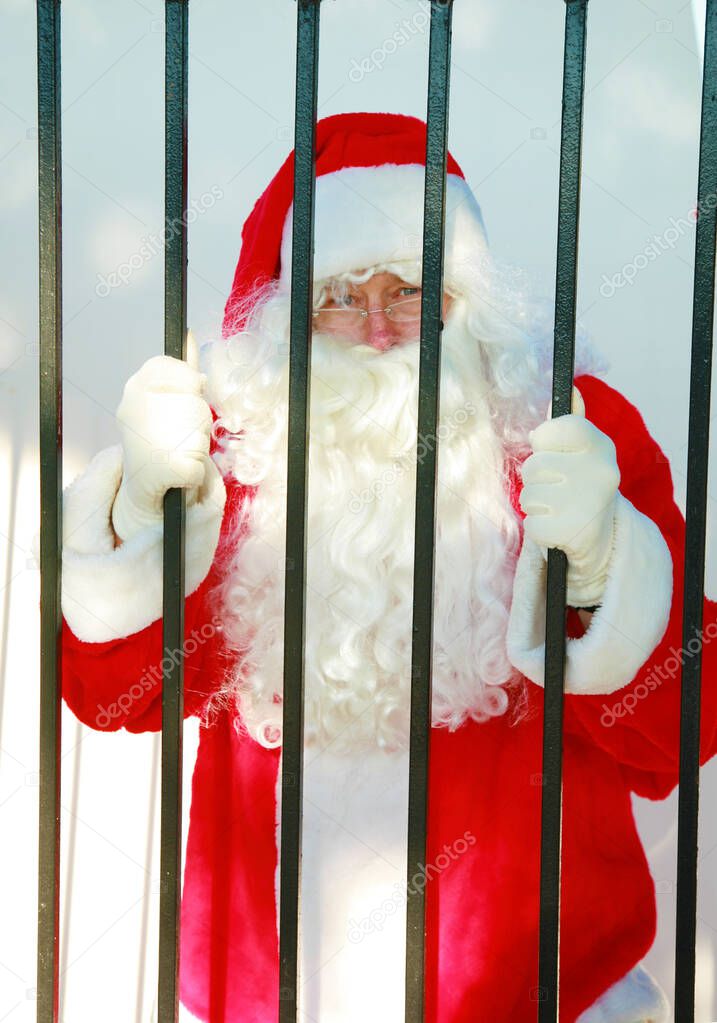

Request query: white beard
[{"left": 204, "top": 299, "right": 528, "bottom": 754}]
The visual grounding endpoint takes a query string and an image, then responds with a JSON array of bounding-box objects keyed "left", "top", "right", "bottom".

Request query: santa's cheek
[{"left": 317, "top": 322, "right": 366, "bottom": 346}]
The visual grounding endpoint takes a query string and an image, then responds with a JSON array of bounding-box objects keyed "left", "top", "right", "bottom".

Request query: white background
[{"left": 1, "top": 0, "right": 716, "bottom": 1019}]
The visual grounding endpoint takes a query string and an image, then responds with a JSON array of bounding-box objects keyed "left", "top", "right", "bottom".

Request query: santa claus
[{"left": 59, "top": 112, "right": 717, "bottom": 1022}]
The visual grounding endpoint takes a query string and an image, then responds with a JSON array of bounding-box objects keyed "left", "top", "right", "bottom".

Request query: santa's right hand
[{"left": 111, "top": 333, "right": 213, "bottom": 543}]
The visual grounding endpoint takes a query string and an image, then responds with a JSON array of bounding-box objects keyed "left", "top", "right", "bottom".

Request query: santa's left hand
[{"left": 519, "top": 390, "right": 620, "bottom": 607}]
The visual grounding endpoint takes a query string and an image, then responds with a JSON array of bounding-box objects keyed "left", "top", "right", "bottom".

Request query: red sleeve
[
  {"left": 61, "top": 477, "right": 247, "bottom": 735},
  {"left": 562, "top": 374, "right": 717, "bottom": 799}
]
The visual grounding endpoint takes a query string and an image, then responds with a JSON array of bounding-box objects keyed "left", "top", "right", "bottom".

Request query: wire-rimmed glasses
[{"left": 312, "top": 291, "right": 422, "bottom": 329}]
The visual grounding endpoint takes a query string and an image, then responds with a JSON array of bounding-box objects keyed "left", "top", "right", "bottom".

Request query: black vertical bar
[
  {"left": 278, "top": 2, "right": 321, "bottom": 1021},
  {"left": 36, "top": 1, "right": 62, "bottom": 1020},
  {"left": 404, "top": 3, "right": 453, "bottom": 1021},
  {"left": 674, "top": 3, "right": 717, "bottom": 1020},
  {"left": 538, "top": 3, "right": 588, "bottom": 1021},
  {"left": 158, "top": 2, "right": 189, "bottom": 1021}
]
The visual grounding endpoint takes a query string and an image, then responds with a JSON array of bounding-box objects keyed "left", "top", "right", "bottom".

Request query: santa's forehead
[{"left": 316, "top": 266, "right": 421, "bottom": 291}]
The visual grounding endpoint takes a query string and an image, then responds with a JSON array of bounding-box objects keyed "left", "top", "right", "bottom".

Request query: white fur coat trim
[
  {"left": 61, "top": 444, "right": 226, "bottom": 643},
  {"left": 506, "top": 492, "right": 673, "bottom": 694}
]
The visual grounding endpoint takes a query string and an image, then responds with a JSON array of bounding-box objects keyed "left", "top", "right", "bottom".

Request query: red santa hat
[{"left": 222, "top": 111, "right": 490, "bottom": 338}]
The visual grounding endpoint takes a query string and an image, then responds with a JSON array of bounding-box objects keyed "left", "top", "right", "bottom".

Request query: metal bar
[
  {"left": 158, "top": 1, "right": 189, "bottom": 1020},
  {"left": 404, "top": 3, "right": 454, "bottom": 1020},
  {"left": 36, "top": 1, "right": 63, "bottom": 1020},
  {"left": 674, "top": 2, "right": 717, "bottom": 1019},
  {"left": 278, "top": 2, "right": 321, "bottom": 1020},
  {"left": 538, "top": 3, "right": 588, "bottom": 1020}
]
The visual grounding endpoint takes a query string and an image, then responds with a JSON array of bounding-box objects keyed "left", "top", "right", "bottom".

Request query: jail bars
[
  {"left": 538, "top": 3, "right": 589, "bottom": 1019},
  {"left": 36, "top": 1, "right": 62, "bottom": 1020},
  {"left": 34, "top": 2, "right": 717, "bottom": 1022},
  {"left": 674, "top": 3, "right": 717, "bottom": 1021},
  {"left": 278, "top": 1, "right": 321, "bottom": 1019},
  {"left": 404, "top": 3, "right": 454, "bottom": 1021},
  {"left": 158, "top": 2, "right": 190, "bottom": 1020}
]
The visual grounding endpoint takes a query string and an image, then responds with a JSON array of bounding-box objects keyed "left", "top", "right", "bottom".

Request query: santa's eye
[
  {"left": 328, "top": 293, "right": 357, "bottom": 308},
  {"left": 399, "top": 286, "right": 421, "bottom": 297}
]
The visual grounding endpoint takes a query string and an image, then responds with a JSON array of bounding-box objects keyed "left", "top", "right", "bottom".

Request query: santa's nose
[{"left": 364, "top": 312, "right": 400, "bottom": 351}]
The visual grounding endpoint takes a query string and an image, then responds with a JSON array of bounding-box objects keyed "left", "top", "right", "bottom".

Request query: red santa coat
[{"left": 59, "top": 373, "right": 717, "bottom": 1022}]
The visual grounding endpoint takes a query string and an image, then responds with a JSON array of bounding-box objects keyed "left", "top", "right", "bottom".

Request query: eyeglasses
[{"left": 311, "top": 292, "right": 422, "bottom": 328}]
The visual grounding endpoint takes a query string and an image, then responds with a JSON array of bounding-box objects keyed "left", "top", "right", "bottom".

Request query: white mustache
[{"left": 202, "top": 288, "right": 551, "bottom": 752}]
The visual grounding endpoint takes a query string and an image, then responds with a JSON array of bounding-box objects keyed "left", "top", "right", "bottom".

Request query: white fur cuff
[
  {"left": 506, "top": 492, "right": 673, "bottom": 694},
  {"left": 61, "top": 444, "right": 226, "bottom": 643}
]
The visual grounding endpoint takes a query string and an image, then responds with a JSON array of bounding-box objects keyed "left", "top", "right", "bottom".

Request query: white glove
[
  {"left": 518, "top": 386, "right": 620, "bottom": 607},
  {"left": 111, "top": 331, "right": 215, "bottom": 543}
]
